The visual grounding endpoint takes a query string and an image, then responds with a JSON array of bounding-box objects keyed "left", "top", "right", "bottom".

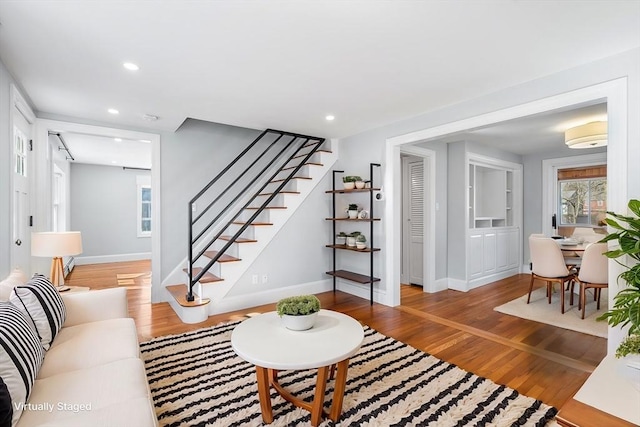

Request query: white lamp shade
[
  {"left": 31, "top": 232, "right": 83, "bottom": 257},
  {"left": 565, "top": 121, "right": 607, "bottom": 149}
]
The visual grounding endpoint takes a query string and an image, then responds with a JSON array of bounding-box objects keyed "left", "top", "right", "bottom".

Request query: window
[
  {"left": 14, "top": 126, "right": 27, "bottom": 177},
  {"left": 137, "top": 175, "right": 151, "bottom": 237},
  {"left": 558, "top": 173, "right": 607, "bottom": 227}
]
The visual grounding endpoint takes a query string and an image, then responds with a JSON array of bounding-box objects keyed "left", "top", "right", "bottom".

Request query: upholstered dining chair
[
  {"left": 528, "top": 235, "right": 577, "bottom": 313},
  {"left": 572, "top": 242, "right": 608, "bottom": 319}
]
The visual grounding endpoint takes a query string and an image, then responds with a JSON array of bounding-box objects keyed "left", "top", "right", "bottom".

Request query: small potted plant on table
[
  {"left": 336, "top": 232, "right": 347, "bottom": 245},
  {"left": 276, "top": 295, "right": 321, "bottom": 331}
]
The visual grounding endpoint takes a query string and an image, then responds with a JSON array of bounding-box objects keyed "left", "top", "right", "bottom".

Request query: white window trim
[
  {"left": 542, "top": 152, "right": 607, "bottom": 236},
  {"left": 137, "top": 175, "right": 151, "bottom": 238}
]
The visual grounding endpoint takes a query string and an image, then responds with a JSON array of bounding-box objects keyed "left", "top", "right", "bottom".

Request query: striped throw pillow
[
  {"left": 10, "top": 275, "right": 66, "bottom": 350},
  {"left": 0, "top": 302, "right": 44, "bottom": 426}
]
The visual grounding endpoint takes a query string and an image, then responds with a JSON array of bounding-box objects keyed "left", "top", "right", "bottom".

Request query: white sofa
[{"left": 10, "top": 287, "right": 158, "bottom": 427}]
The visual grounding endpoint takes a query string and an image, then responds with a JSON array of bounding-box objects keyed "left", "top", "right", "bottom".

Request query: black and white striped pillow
[
  {"left": 10, "top": 274, "right": 66, "bottom": 350},
  {"left": 0, "top": 302, "right": 44, "bottom": 426}
]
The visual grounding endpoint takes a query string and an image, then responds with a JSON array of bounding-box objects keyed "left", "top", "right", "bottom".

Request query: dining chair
[
  {"left": 528, "top": 235, "right": 577, "bottom": 313},
  {"left": 572, "top": 242, "right": 608, "bottom": 319}
]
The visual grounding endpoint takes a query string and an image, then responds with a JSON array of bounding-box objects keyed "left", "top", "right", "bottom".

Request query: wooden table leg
[
  {"left": 329, "top": 358, "right": 350, "bottom": 422},
  {"left": 310, "top": 366, "right": 330, "bottom": 426},
  {"left": 256, "top": 366, "right": 273, "bottom": 424}
]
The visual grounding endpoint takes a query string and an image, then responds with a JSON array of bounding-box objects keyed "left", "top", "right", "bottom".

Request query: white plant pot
[
  {"left": 281, "top": 312, "right": 318, "bottom": 331},
  {"left": 343, "top": 182, "right": 355, "bottom": 190},
  {"left": 336, "top": 236, "right": 347, "bottom": 245},
  {"left": 348, "top": 210, "right": 358, "bottom": 219},
  {"left": 356, "top": 242, "right": 366, "bottom": 250},
  {"left": 355, "top": 181, "right": 365, "bottom": 189},
  {"left": 346, "top": 236, "right": 356, "bottom": 247}
]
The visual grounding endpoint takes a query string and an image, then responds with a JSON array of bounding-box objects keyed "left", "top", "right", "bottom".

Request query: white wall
[
  {"left": 0, "top": 60, "right": 14, "bottom": 278},
  {"left": 70, "top": 163, "right": 151, "bottom": 259}
]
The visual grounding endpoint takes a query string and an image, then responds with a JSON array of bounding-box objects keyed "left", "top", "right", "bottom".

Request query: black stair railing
[{"left": 187, "top": 129, "right": 325, "bottom": 301}]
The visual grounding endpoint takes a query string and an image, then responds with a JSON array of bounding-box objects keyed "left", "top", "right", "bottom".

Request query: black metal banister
[
  {"left": 187, "top": 129, "right": 325, "bottom": 301},
  {"left": 191, "top": 133, "right": 286, "bottom": 237},
  {"left": 191, "top": 135, "right": 302, "bottom": 264},
  {"left": 191, "top": 138, "right": 322, "bottom": 285}
]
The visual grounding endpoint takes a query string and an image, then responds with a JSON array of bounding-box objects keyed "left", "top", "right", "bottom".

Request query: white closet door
[{"left": 408, "top": 159, "right": 424, "bottom": 285}]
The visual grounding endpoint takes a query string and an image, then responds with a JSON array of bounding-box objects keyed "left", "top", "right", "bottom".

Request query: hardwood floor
[{"left": 65, "top": 260, "right": 607, "bottom": 410}]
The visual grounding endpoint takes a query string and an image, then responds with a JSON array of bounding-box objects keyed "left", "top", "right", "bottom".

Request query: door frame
[
  {"left": 399, "top": 145, "right": 436, "bottom": 293},
  {"left": 33, "top": 119, "right": 162, "bottom": 301},
  {"left": 10, "top": 85, "right": 36, "bottom": 273},
  {"left": 384, "top": 78, "right": 628, "bottom": 314}
]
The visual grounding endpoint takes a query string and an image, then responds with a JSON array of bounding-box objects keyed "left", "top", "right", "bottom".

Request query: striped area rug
[{"left": 140, "top": 321, "right": 557, "bottom": 426}]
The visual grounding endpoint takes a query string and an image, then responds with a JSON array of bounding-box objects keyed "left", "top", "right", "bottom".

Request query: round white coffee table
[{"left": 231, "top": 309, "right": 364, "bottom": 426}]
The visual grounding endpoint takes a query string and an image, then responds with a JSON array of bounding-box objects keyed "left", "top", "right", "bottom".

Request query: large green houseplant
[{"left": 597, "top": 199, "right": 640, "bottom": 358}]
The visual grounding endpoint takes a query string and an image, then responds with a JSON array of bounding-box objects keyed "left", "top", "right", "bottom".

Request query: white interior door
[
  {"left": 11, "top": 111, "right": 32, "bottom": 271},
  {"left": 402, "top": 156, "right": 424, "bottom": 285}
]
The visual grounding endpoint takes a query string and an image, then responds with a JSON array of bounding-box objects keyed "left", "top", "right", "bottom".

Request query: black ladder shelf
[{"left": 325, "top": 163, "right": 381, "bottom": 304}]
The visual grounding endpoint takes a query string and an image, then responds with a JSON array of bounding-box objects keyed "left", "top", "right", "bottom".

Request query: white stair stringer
[{"left": 202, "top": 149, "right": 337, "bottom": 314}]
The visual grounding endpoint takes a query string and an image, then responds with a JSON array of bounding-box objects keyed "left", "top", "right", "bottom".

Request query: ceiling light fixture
[
  {"left": 123, "top": 62, "right": 139, "bottom": 71},
  {"left": 325, "top": 115, "right": 335, "bottom": 121},
  {"left": 108, "top": 108, "right": 119, "bottom": 115},
  {"left": 565, "top": 121, "right": 608, "bottom": 149},
  {"left": 114, "top": 138, "right": 122, "bottom": 142},
  {"left": 143, "top": 114, "right": 159, "bottom": 121}
]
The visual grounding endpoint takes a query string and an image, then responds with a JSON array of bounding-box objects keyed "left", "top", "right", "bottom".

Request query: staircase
[{"left": 164, "top": 129, "right": 336, "bottom": 323}]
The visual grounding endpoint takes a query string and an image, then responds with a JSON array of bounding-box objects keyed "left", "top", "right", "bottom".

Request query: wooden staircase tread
[
  {"left": 257, "top": 191, "right": 300, "bottom": 196},
  {"left": 182, "top": 268, "right": 223, "bottom": 283},
  {"left": 302, "top": 142, "right": 325, "bottom": 149},
  {"left": 232, "top": 221, "right": 273, "bottom": 226},
  {"left": 203, "top": 250, "right": 241, "bottom": 263},
  {"left": 219, "top": 236, "right": 258, "bottom": 243},
  {"left": 281, "top": 162, "right": 323, "bottom": 171},
  {"left": 246, "top": 206, "right": 287, "bottom": 210},
  {"left": 166, "top": 284, "right": 210, "bottom": 307}
]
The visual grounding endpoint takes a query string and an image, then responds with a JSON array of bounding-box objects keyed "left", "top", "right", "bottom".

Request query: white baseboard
[
  {"left": 447, "top": 278, "right": 469, "bottom": 292},
  {"left": 335, "top": 280, "right": 391, "bottom": 305},
  {"left": 446, "top": 269, "right": 520, "bottom": 292},
  {"left": 431, "top": 278, "right": 449, "bottom": 293},
  {"left": 74, "top": 252, "right": 151, "bottom": 265},
  {"left": 207, "top": 279, "right": 333, "bottom": 315}
]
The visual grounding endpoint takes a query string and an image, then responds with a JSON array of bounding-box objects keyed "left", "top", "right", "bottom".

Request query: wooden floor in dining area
[{"left": 65, "top": 260, "right": 606, "bottom": 411}]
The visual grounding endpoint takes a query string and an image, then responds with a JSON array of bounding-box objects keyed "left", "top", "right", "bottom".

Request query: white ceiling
[
  {"left": 426, "top": 102, "right": 608, "bottom": 155},
  {"left": 0, "top": 1, "right": 638, "bottom": 142},
  {"left": 51, "top": 132, "right": 152, "bottom": 169}
]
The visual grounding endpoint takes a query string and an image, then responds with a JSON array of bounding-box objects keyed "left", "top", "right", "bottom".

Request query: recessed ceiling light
[
  {"left": 111, "top": 160, "right": 118, "bottom": 164},
  {"left": 325, "top": 115, "right": 335, "bottom": 121},
  {"left": 114, "top": 138, "right": 122, "bottom": 142},
  {"left": 123, "top": 62, "right": 139, "bottom": 71},
  {"left": 108, "top": 108, "right": 119, "bottom": 115},
  {"left": 143, "top": 114, "right": 159, "bottom": 121}
]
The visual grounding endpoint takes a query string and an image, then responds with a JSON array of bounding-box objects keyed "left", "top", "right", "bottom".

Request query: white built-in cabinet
[{"left": 466, "top": 155, "right": 522, "bottom": 287}]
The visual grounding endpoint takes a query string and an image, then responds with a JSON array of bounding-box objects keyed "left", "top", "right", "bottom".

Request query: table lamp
[{"left": 31, "top": 231, "right": 83, "bottom": 291}]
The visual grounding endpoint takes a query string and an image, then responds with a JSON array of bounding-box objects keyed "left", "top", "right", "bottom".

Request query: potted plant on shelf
[
  {"left": 597, "top": 199, "right": 640, "bottom": 368},
  {"left": 342, "top": 176, "right": 357, "bottom": 190},
  {"left": 355, "top": 176, "right": 365, "bottom": 189},
  {"left": 346, "top": 231, "right": 360, "bottom": 247},
  {"left": 336, "top": 232, "right": 347, "bottom": 245},
  {"left": 347, "top": 203, "right": 359, "bottom": 219},
  {"left": 356, "top": 234, "right": 367, "bottom": 250},
  {"left": 276, "top": 295, "right": 321, "bottom": 331}
]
